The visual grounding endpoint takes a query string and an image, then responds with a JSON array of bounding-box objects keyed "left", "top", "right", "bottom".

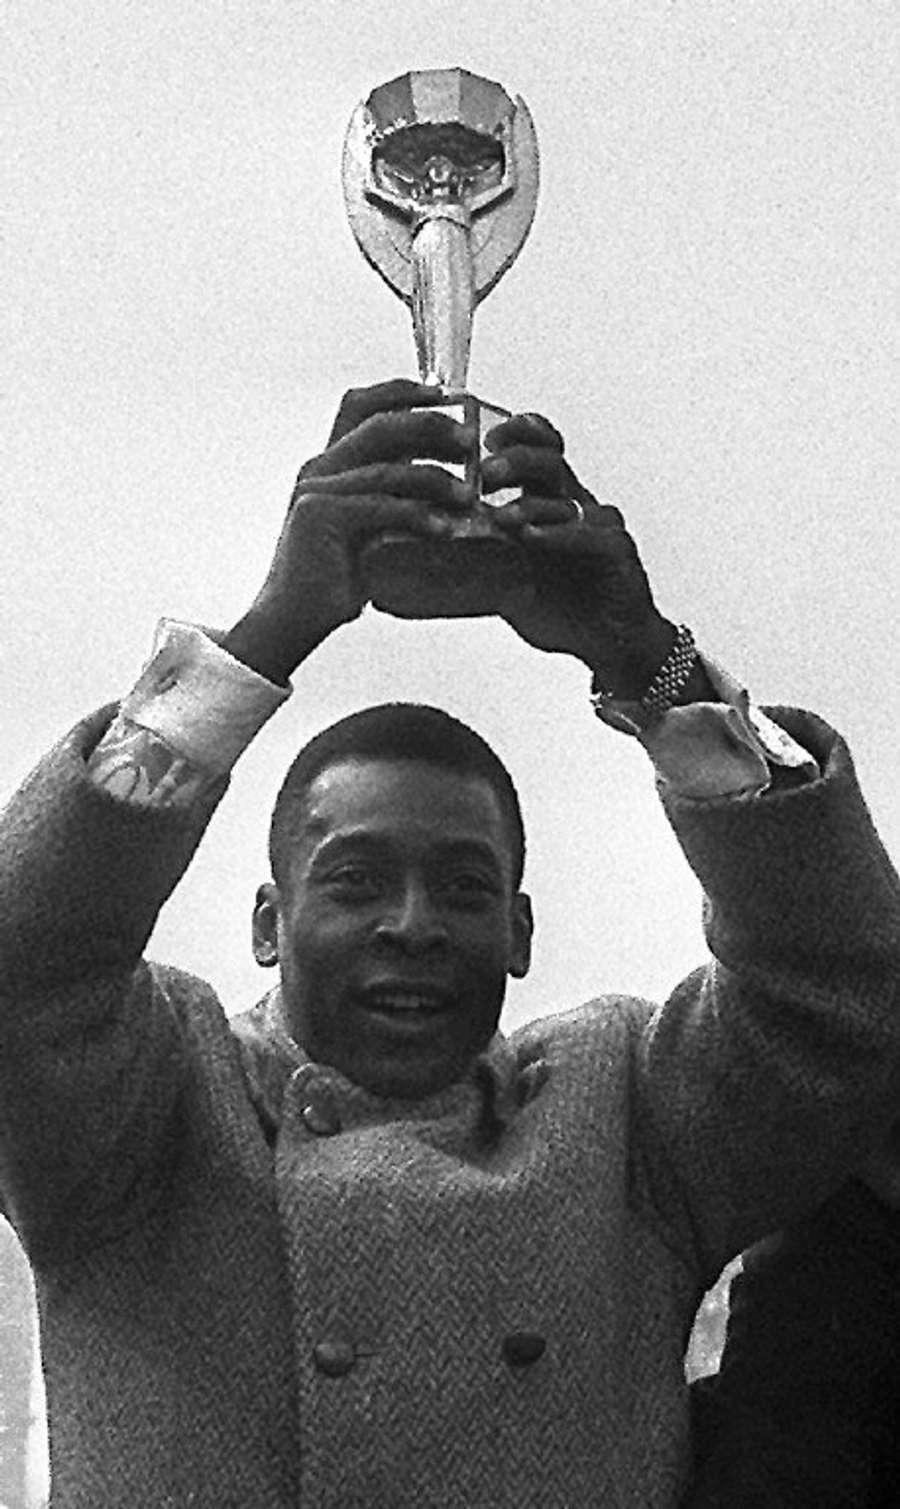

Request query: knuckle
[
  {"left": 494, "top": 443, "right": 530, "bottom": 475},
  {"left": 362, "top": 411, "right": 394, "bottom": 449},
  {"left": 420, "top": 408, "right": 452, "bottom": 435},
  {"left": 341, "top": 385, "right": 367, "bottom": 413},
  {"left": 375, "top": 409, "right": 463, "bottom": 464},
  {"left": 412, "top": 411, "right": 460, "bottom": 458},
  {"left": 289, "top": 474, "right": 313, "bottom": 506},
  {"left": 295, "top": 453, "right": 328, "bottom": 482},
  {"left": 520, "top": 413, "right": 565, "bottom": 451},
  {"left": 407, "top": 461, "right": 443, "bottom": 487},
  {"left": 344, "top": 461, "right": 392, "bottom": 493},
  {"left": 329, "top": 389, "right": 364, "bottom": 439},
  {"left": 401, "top": 462, "right": 459, "bottom": 504},
  {"left": 289, "top": 483, "right": 326, "bottom": 516},
  {"left": 528, "top": 453, "right": 567, "bottom": 493},
  {"left": 513, "top": 444, "right": 563, "bottom": 478}
]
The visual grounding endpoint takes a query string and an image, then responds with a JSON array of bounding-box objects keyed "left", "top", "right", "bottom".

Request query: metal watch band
[{"left": 589, "top": 624, "right": 698, "bottom": 735}]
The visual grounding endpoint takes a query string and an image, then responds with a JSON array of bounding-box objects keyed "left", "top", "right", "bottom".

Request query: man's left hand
[{"left": 484, "top": 413, "right": 675, "bottom": 697}]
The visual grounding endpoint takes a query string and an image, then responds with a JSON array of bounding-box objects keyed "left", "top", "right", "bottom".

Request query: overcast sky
[{"left": 4, "top": 0, "right": 898, "bottom": 1032}]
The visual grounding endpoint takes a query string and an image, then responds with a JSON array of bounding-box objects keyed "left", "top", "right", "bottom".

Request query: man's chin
[
  {"left": 304, "top": 998, "right": 503, "bottom": 1101},
  {"left": 345, "top": 1025, "right": 492, "bottom": 1102},
  {"left": 352, "top": 1052, "right": 472, "bottom": 1102}
]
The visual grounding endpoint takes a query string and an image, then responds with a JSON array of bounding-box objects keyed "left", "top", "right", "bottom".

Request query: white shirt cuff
[
  {"left": 639, "top": 653, "right": 819, "bottom": 799},
  {"left": 120, "top": 619, "right": 290, "bottom": 775}
]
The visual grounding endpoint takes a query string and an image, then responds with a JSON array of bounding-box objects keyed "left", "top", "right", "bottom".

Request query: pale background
[{"left": 2, "top": 1, "right": 898, "bottom": 1501}]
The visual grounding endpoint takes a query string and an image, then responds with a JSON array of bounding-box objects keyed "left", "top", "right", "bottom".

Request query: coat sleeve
[
  {"left": 632, "top": 706, "right": 900, "bottom": 1281},
  {"left": 0, "top": 706, "right": 227, "bottom": 1263}
]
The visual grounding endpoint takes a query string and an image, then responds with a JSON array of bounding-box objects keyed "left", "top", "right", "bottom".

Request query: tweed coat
[{"left": 2, "top": 705, "right": 900, "bottom": 1509}]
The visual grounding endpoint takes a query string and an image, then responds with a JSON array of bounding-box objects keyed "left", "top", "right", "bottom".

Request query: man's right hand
[{"left": 224, "top": 380, "right": 474, "bottom": 683}]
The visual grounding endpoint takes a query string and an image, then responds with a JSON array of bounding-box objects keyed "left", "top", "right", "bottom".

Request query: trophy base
[
  {"left": 361, "top": 526, "right": 532, "bottom": 619},
  {"left": 360, "top": 390, "right": 533, "bottom": 619}
]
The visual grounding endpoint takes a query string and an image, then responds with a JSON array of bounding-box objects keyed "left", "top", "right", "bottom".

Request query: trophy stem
[{"left": 411, "top": 215, "right": 474, "bottom": 388}]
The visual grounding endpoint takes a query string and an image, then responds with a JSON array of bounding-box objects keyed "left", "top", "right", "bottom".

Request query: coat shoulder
[
  {"left": 505, "top": 995, "right": 658, "bottom": 1104},
  {"left": 508, "top": 994, "right": 657, "bottom": 1057}
]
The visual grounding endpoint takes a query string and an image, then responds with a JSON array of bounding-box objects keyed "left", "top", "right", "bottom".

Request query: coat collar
[{"left": 230, "top": 986, "right": 523, "bottom": 1147}]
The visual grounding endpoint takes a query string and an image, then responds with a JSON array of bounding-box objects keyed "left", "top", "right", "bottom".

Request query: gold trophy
[{"left": 342, "top": 68, "right": 540, "bottom": 618}]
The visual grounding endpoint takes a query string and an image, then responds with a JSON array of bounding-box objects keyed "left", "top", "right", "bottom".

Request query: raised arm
[
  {"left": 642, "top": 717, "right": 900, "bottom": 1276},
  {"left": 480, "top": 411, "right": 900, "bottom": 1276},
  {"left": 0, "top": 380, "right": 475, "bottom": 1255}
]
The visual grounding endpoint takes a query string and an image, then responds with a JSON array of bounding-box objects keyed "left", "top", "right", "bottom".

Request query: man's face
[{"left": 253, "top": 758, "right": 532, "bottom": 1100}]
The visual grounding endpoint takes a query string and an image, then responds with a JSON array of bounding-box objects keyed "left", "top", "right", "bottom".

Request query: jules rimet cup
[{"left": 342, "top": 68, "right": 540, "bottom": 618}]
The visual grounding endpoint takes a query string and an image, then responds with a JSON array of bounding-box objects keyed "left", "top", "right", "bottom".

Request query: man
[
  {"left": 687, "top": 1163, "right": 900, "bottom": 1507},
  {"left": 1, "top": 378, "right": 899, "bottom": 1508}
]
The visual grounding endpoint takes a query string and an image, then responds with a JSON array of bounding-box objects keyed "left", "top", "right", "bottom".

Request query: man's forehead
[{"left": 302, "top": 757, "right": 505, "bottom": 832}]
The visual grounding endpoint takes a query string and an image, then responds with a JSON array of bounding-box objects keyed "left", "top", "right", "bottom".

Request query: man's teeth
[{"left": 370, "top": 991, "right": 444, "bottom": 1013}]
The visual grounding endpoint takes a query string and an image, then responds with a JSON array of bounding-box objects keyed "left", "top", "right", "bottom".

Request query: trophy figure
[{"left": 342, "top": 67, "right": 540, "bottom": 618}]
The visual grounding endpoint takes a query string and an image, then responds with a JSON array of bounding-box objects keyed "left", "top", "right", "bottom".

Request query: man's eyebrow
[
  {"left": 308, "top": 831, "right": 387, "bottom": 859},
  {"left": 429, "top": 839, "right": 507, "bottom": 875},
  {"left": 308, "top": 832, "right": 504, "bottom": 867}
]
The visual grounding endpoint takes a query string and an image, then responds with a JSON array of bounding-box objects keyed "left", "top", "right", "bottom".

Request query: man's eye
[
  {"left": 444, "top": 872, "right": 496, "bottom": 898},
  {"left": 328, "top": 867, "right": 379, "bottom": 894}
]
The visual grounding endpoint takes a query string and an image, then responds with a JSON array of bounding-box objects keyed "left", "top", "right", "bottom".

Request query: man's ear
[
  {"left": 252, "top": 882, "right": 282, "bottom": 968},
  {"left": 508, "top": 893, "right": 533, "bottom": 979}
]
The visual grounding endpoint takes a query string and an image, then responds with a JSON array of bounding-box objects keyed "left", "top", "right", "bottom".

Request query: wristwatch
[{"left": 589, "top": 624, "right": 698, "bottom": 737}]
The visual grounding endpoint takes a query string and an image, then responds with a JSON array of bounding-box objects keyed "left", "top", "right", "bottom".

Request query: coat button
[
  {"left": 313, "top": 1336, "right": 356, "bottom": 1376},
  {"left": 301, "top": 1091, "right": 341, "bottom": 1136},
  {"left": 502, "top": 1331, "right": 546, "bottom": 1367}
]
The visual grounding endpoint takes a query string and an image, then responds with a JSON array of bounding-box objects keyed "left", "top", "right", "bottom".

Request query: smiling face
[{"left": 253, "top": 757, "right": 533, "bottom": 1100}]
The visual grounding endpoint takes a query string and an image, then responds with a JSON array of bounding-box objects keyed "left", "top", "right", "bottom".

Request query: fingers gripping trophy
[{"left": 342, "top": 67, "right": 540, "bottom": 618}]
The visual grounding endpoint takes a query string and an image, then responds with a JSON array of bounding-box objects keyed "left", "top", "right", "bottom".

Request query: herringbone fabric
[
  {"left": 266, "top": 1007, "right": 694, "bottom": 1509},
  {"left": 1, "top": 705, "right": 899, "bottom": 1508}
]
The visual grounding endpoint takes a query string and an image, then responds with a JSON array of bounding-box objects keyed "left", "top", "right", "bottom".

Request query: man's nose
[{"left": 374, "top": 882, "right": 448, "bottom": 952}]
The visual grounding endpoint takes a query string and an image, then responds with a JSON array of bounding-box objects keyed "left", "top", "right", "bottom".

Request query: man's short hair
[{"left": 269, "top": 703, "right": 526, "bottom": 891}]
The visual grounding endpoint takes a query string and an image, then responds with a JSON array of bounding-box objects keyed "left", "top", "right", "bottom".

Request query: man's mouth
[{"left": 361, "top": 986, "right": 453, "bottom": 1016}]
